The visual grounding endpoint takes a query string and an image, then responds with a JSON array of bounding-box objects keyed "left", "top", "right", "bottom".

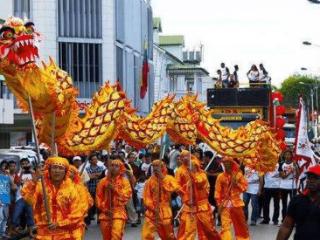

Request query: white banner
[{"left": 295, "top": 97, "right": 316, "bottom": 166}]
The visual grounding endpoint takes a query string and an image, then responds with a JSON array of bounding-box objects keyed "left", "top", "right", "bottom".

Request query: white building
[
  {"left": 153, "top": 18, "right": 184, "bottom": 101},
  {"left": 0, "top": 0, "right": 154, "bottom": 147},
  {"left": 153, "top": 18, "right": 212, "bottom": 103}
]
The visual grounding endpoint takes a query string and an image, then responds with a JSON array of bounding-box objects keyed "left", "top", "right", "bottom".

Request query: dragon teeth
[{"left": 2, "top": 48, "right": 9, "bottom": 57}]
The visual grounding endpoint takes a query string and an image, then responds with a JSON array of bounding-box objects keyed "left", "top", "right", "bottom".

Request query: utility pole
[{"left": 311, "top": 88, "right": 317, "bottom": 139}]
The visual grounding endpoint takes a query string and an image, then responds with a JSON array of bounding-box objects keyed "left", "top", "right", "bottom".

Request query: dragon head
[{"left": 0, "top": 17, "right": 40, "bottom": 68}]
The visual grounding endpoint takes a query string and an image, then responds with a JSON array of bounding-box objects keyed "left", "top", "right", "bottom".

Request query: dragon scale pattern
[{"left": 0, "top": 17, "right": 281, "bottom": 172}]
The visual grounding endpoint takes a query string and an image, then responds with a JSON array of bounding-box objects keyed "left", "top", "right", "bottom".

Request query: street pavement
[
  {"left": 84, "top": 219, "right": 294, "bottom": 240},
  {"left": 85, "top": 201, "right": 295, "bottom": 239}
]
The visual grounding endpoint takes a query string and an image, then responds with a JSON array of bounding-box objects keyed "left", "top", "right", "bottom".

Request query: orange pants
[
  {"left": 142, "top": 217, "right": 175, "bottom": 240},
  {"left": 100, "top": 219, "right": 126, "bottom": 240},
  {"left": 220, "top": 207, "right": 250, "bottom": 240},
  {"left": 177, "top": 211, "right": 221, "bottom": 240},
  {"left": 35, "top": 227, "right": 83, "bottom": 240}
]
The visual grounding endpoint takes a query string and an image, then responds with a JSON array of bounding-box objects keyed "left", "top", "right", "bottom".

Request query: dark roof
[{"left": 167, "top": 64, "right": 210, "bottom": 75}]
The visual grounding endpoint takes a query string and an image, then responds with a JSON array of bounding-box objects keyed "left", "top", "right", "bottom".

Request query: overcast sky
[{"left": 152, "top": 0, "right": 320, "bottom": 87}]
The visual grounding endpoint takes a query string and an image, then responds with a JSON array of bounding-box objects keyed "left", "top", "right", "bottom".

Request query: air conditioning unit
[{"left": 183, "top": 50, "right": 202, "bottom": 64}]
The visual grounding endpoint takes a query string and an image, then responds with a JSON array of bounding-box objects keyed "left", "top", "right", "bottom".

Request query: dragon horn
[
  {"left": 119, "top": 91, "right": 126, "bottom": 98},
  {"left": 116, "top": 81, "right": 122, "bottom": 91},
  {"left": 41, "top": 61, "right": 47, "bottom": 69},
  {"left": 49, "top": 57, "right": 56, "bottom": 66}
]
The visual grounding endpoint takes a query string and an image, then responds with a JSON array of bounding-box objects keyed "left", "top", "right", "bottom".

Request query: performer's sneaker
[
  {"left": 250, "top": 221, "right": 257, "bottom": 226},
  {"left": 260, "top": 220, "right": 269, "bottom": 224}
]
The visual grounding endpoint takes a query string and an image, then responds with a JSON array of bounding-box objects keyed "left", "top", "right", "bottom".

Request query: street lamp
[
  {"left": 308, "top": 0, "right": 320, "bottom": 4},
  {"left": 302, "top": 41, "right": 320, "bottom": 48},
  {"left": 299, "top": 69, "right": 317, "bottom": 109}
]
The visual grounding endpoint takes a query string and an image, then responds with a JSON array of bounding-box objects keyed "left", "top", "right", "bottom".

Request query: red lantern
[
  {"left": 276, "top": 117, "right": 286, "bottom": 128},
  {"left": 279, "top": 142, "right": 287, "bottom": 151},
  {"left": 276, "top": 129, "right": 286, "bottom": 140},
  {"left": 276, "top": 105, "right": 285, "bottom": 115},
  {"left": 272, "top": 92, "right": 284, "bottom": 102}
]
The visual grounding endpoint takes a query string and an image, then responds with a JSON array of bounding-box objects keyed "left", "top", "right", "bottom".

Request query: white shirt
[
  {"left": 244, "top": 167, "right": 260, "bottom": 194},
  {"left": 279, "top": 162, "right": 297, "bottom": 190},
  {"left": 221, "top": 67, "right": 229, "bottom": 81},
  {"left": 169, "top": 149, "right": 179, "bottom": 170},
  {"left": 80, "top": 168, "right": 90, "bottom": 183},
  {"left": 134, "top": 182, "right": 145, "bottom": 199},
  {"left": 247, "top": 70, "right": 259, "bottom": 81},
  {"left": 259, "top": 70, "right": 271, "bottom": 83},
  {"left": 264, "top": 164, "right": 280, "bottom": 189},
  {"left": 141, "top": 163, "right": 151, "bottom": 176}
]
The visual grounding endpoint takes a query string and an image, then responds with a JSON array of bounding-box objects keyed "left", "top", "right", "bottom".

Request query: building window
[
  {"left": 58, "top": 42, "right": 102, "bottom": 98},
  {"left": 169, "top": 75, "right": 176, "bottom": 92},
  {"left": 147, "top": 6, "right": 153, "bottom": 60},
  {"left": 58, "top": 0, "right": 102, "bottom": 38},
  {"left": 115, "top": 0, "right": 125, "bottom": 43},
  {"left": 116, "top": 47, "right": 124, "bottom": 87},
  {"left": 186, "top": 80, "right": 194, "bottom": 92},
  {"left": 14, "top": 0, "right": 31, "bottom": 19},
  {"left": 134, "top": 55, "right": 141, "bottom": 106}
]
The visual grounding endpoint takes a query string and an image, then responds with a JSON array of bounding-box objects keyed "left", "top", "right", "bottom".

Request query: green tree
[{"left": 279, "top": 74, "right": 319, "bottom": 109}]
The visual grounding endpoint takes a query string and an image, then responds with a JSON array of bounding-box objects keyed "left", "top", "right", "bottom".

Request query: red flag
[{"left": 140, "top": 41, "right": 149, "bottom": 99}]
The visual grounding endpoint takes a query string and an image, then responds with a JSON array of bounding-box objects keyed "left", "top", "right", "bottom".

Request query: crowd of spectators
[
  {"left": 0, "top": 141, "right": 314, "bottom": 239},
  {"left": 214, "top": 62, "right": 271, "bottom": 89}
]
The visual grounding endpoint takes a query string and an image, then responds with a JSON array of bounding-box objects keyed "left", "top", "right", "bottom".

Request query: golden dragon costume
[{"left": 0, "top": 17, "right": 280, "bottom": 173}]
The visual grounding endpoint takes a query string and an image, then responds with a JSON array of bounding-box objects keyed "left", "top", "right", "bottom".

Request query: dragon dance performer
[
  {"left": 175, "top": 150, "right": 221, "bottom": 240},
  {"left": 142, "top": 160, "right": 179, "bottom": 240},
  {"left": 215, "top": 157, "right": 250, "bottom": 240},
  {"left": 96, "top": 159, "right": 132, "bottom": 240},
  {"left": 69, "top": 165, "right": 93, "bottom": 238},
  {"left": 21, "top": 157, "right": 85, "bottom": 240}
]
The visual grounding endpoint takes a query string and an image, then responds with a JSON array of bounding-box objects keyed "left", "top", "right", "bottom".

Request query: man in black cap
[{"left": 277, "top": 164, "right": 320, "bottom": 240}]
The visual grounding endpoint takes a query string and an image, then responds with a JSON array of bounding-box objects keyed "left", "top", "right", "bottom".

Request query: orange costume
[
  {"left": 176, "top": 151, "right": 221, "bottom": 240},
  {"left": 21, "top": 157, "right": 84, "bottom": 240},
  {"left": 69, "top": 165, "right": 93, "bottom": 237},
  {"left": 96, "top": 160, "right": 132, "bottom": 240},
  {"left": 142, "top": 160, "right": 179, "bottom": 240},
  {"left": 215, "top": 163, "right": 250, "bottom": 240}
]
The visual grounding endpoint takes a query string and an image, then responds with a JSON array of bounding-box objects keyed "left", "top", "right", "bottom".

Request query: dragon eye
[
  {"left": 25, "top": 26, "right": 34, "bottom": 34},
  {"left": 1, "top": 30, "right": 15, "bottom": 40}
]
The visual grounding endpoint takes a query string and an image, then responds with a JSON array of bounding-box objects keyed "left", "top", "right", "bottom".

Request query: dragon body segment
[
  {"left": 117, "top": 95, "right": 175, "bottom": 149},
  {"left": 0, "top": 17, "right": 281, "bottom": 172},
  {"left": 196, "top": 95, "right": 279, "bottom": 171}
]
